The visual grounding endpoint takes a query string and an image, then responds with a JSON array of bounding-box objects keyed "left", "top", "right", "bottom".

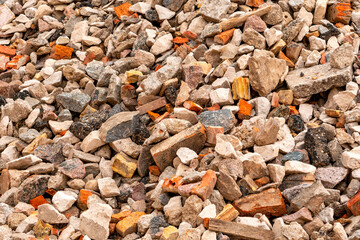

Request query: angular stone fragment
[
  {"left": 6, "top": 155, "right": 42, "bottom": 170},
  {"left": 56, "top": 92, "right": 91, "bottom": 113},
  {"left": 315, "top": 167, "right": 347, "bottom": 188},
  {"left": 285, "top": 63, "right": 352, "bottom": 98},
  {"left": 305, "top": 127, "right": 332, "bottom": 167},
  {"left": 199, "top": 0, "right": 231, "bottom": 22},
  {"left": 216, "top": 166, "right": 242, "bottom": 201},
  {"left": 198, "top": 109, "right": 236, "bottom": 133},
  {"left": 99, "top": 111, "right": 140, "bottom": 143},
  {"left": 249, "top": 51, "right": 287, "bottom": 96},
  {"left": 97, "top": 177, "right": 120, "bottom": 198},
  {"left": 150, "top": 123, "right": 206, "bottom": 171},
  {"left": 38, "top": 204, "right": 68, "bottom": 224},
  {"left": 182, "top": 195, "right": 203, "bottom": 227},
  {"left": 233, "top": 188, "right": 286, "bottom": 217},
  {"left": 58, "top": 159, "right": 86, "bottom": 179},
  {"left": 283, "top": 181, "right": 330, "bottom": 213},
  {"left": 111, "top": 153, "right": 137, "bottom": 178},
  {"left": 2, "top": 99, "right": 32, "bottom": 123},
  {"left": 232, "top": 77, "right": 251, "bottom": 101},
  {"left": 16, "top": 175, "right": 49, "bottom": 203},
  {"left": 80, "top": 203, "right": 113, "bottom": 240},
  {"left": 116, "top": 212, "right": 146, "bottom": 237},
  {"left": 52, "top": 191, "right": 78, "bottom": 212}
]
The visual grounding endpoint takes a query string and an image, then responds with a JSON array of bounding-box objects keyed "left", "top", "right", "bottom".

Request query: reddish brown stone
[
  {"left": 29, "top": 195, "right": 49, "bottom": 209},
  {"left": 58, "top": 159, "right": 86, "bottom": 179},
  {"left": 233, "top": 188, "right": 287, "bottom": 217},
  {"left": 114, "top": 2, "right": 133, "bottom": 18},
  {"left": 206, "top": 126, "right": 224, "bottom": 145},
  {"left": 214, "top": 29, "right": 235, "bottom": 45},
  {"left": 347, "top": 191, "right": 360, "bottom": 215},
  {"left": 0, "top": 169, "right": 10, "bottom": 195},
  {"left": 191, "top": 170, "right": 217, "bottom": 200},
  {"left": 137, "top": 97, "right": 167, "bottom": 115},
  {"left": 183, "top": 65, "right": 203, "bottom": 90},
  {"left": 0, "top": 45, "right": 16, "bottom": 56}
]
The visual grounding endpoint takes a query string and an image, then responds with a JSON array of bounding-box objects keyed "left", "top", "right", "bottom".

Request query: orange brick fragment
[
  {"left": 173, "top": 37, "right": 189, "bottom": 44},
  {"left": 233, "top": 188, "right": 287, "bottom": 217},
  {"left": 347, "top": 191, "right": 360, "bottom": 215},
  {"left": 116, "top": 212, "right": 146, "bottom": 237},
  {"left": 83, "top": 52, "right": 96, "bottom": 65},
  {"left": 237, "top": 99, "right": 253, "bottom": 120},
  {"left": 278, "top": 51, "right": 295, "bottom": 67},
  {"left": 214, "top": 29, "right": 235, "bottom": 45},
  {"left": 191, "top": 170, "right": 217, "bottom": 200},
  {"left": 320, "top": 51, "right": 327, "bottom": 64},
  {"left": 149, "top": 165, "right": 161, "bottom": 176},
  {"left": 29, "top": 195, "right": 49, "bottom": 209},
  {"left": 183, "top": 31, "right": 197, "bottom": 40},
  {"left": 162, "top": 176, "right": 184, "bottom": 194},
  {"left": 254, "top": 176, "right": 270, "bottom": 187},
  {"left": 45, "top": 189, "right": 57, "bottom": 196},
  {"left": 183, "top": 101, "right": 203, "bottom": 112},
  {"left": 79, "top": 189, "right": 93, "bottom": 207},
  {"left": 6, "top": 55, "right": 29, "bottom": 70},
  {"left": 155, "top": 65, "right": 162, "bottom": 71},
  {"left": 147, "top": 111, "right": 160, "bottom": 121},
  {"left": 114, "top": 2, "right": 133, "bottom": 18},
  {"left": 0, "top": 45, "right": 16, "bottom": 56},
  {"left": 51, "top": 45, "right": 73, "bottom": 60},
  {"left": 327, "top": 2, "right": 352, "bottom": 24},
  {"left": 111, "top": 210, "right": 132, "bottom": 223},
  {"left": 289, "top": 106, "right": 299, "bottom": 115},
  {"left": 206, "top": 104, "right": 220, "bottom": 111},
  {"left": 246, "top": 0, "right": 264, "bottom": 7}
]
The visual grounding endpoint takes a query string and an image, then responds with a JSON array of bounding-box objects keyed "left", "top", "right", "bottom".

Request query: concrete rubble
[{"left": 1, "top": 0, "right": 360, "bottom": 239}]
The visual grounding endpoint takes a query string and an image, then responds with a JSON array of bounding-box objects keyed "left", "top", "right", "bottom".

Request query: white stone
[
  {"left": 342, "top": 148, "right": 360, "bottom": 169},
  {"left": 43, "top": 71, "right": 62, "bottom": 86},
  {"left": 80, "top": 130, "right": 106, "bottom": 153},
  {"left": 129, "top": 2, "right": 151, "bottom": 14},
  {"left": 267, "top": 164, "right": 286, "bottom": 183},
  {"left": 264, "top": 28, "right": 283, "bottom": 47},
  {"left": 97, "top": 177, "right": 120, "bottom": 198},
  {"left": 80, "top": 203, "right": 112, "bottom": 240},
  {"left": 198, "top": 204, "right": 216, "bottom": 219},
  {"left": 299, "top": 103, "right": 313, "bottom": 123},
  {"left": 313, "top": 0, "right": 328, "bottom": 24},
  {"left": 52, "top": 191, "right": 78, "bottom": 212},
  {"left": 309, "top": 36, "right": 326, "bottom": 51},
  {"left": 176, "top": 147, "right": 198, "bottom": 165},
  {"left": 210, "top": 88, "right": 234, "bottom": 106},
  {"left": 71, "top": 21, "right": 88, "bottom": 43},
  {"left": 305, "top": 50, "right": 321, "bottom": 67},
  {"left": 285, "top": 161, "right": 316, "bottom": 175},
  {"left": 49, "top": 120, "right": 73, "bottom": 135},
  {"left": 236, "top": 216, "right": 271, "bottom": 230},
  {"left": 155, "top": 5, "right": 175, "bottom": 20},
  {"left": 82, "top": 36, "right": 101, "bottom": 46},
  {"left": 38, "top": 204, "right": 69, "bottom": 224},
  {"left": 282, "top": 222, "right": 309, "bottom": 240},
  {"left": 254, "top": 144, "right": 280, "bottom": 161},
  {"left": 150, "top": 33, "right": 173, "bottom": 55},
  {"left": 6, "top": 155, "right": 42, "bottom": 170}
]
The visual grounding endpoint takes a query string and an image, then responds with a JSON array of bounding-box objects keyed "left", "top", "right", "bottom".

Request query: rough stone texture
[
  {"left": 305, "top": 127, "right": 332, "bottom": 167},
  {"left": 285, "top": 63, "right": 352, "bottom": 98}
]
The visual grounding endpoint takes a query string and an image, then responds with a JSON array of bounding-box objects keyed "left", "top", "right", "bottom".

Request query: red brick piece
[
  {"left": 29, "top": 195, "right": 49, "bottom": 209},
  {"left": 191, "top": 170, "right": 217, "bottom": 200},
  {"left": 0, "top": 45, "right": 16, "bottom": 56},
  {"left": 347, "top": 191, "right": 360, "bottom": 215},
  {"left": 51, "top": 45, "right": 73, "bottom": 60},
  {"left": 233, "top": 188, "right": 287, "bottom": 217}
]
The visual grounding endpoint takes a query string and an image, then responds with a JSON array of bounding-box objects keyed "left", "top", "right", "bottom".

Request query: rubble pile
[{"left": 2, "top": 0, "right": 360, "bottom": 239}]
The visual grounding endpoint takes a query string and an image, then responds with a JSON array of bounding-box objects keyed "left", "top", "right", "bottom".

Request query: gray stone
[
  {"left": 56, "top": 92, "right": 91, "bottom": 113},
  {"left": 285, "top": 63, "right": 352, "bottom": 98}
]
